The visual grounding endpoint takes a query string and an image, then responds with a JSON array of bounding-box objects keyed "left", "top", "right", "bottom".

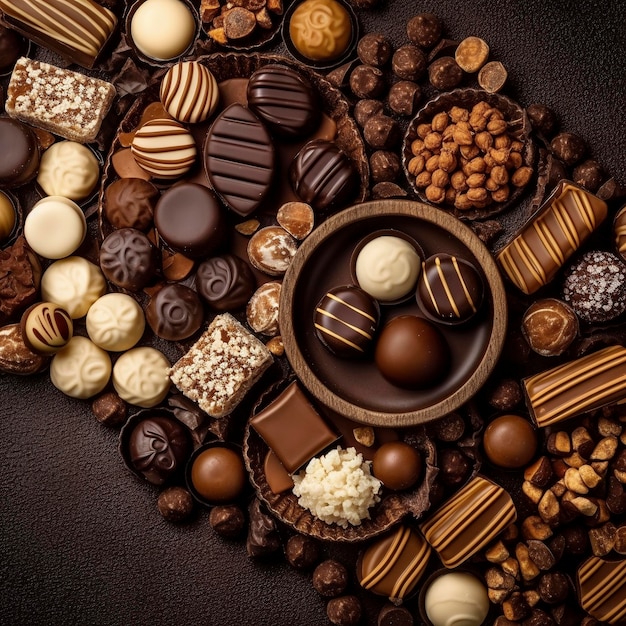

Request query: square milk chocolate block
[{"left": 169, "top": 313, "right": 273, "bottom": 418}]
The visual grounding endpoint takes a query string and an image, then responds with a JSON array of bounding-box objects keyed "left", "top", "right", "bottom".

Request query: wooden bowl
[{"left": 280, "top": 199, "right": 507, "bottom": 428}]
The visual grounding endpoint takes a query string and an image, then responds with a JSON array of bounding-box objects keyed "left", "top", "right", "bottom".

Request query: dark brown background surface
[{"left": 1, "top": 1, "right": 626, "bottom": 625}]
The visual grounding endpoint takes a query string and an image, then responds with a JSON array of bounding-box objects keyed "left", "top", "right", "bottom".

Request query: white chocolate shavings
[
  {"left": 169, "top": 313, "right": 273, "bottom": 418},
  {"left": 292, "top": 447, "right": 382, "bottom": 529},
  {"left": 5, "top": 57, "right": 116, "bottom": 143}
]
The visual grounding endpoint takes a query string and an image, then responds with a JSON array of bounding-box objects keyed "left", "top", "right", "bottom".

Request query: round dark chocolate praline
[
  {"left": 195, "top": 254, "right": 256, "bottom": 311},
  {"left": 100, "top": 228, "right": 158, "bottom": 291},
  {"left": 372, "top": 441, "right": 422, "bottom": 491},
  {"left": 290, "top": 139, "right": 359, "bottom": 212},
  {"left": 314, "top": 285, "right": 380, "bottom": 359},
  {"left": 417, "top": 253, "right": 484, "bottom": 324},
  {"left": 154, "top": 183, "right": 226, "bottom": 258},
  {"left": 483, "top": 414, "right": 538, "bottom": 469},
  {"left": 127, "top": 415, "right": 191, "bottom": 486},
  {"left": 0, "top": 117, "right": 40, "bottom": 188},
  {"left": 375, "top": 315, "right": 450, "bottom": 389},
  {"left": 247, "top": 64, "right": 320, "bottom": 140},
  {"left": 104, "top": 177, "right": 159, "bottom": 231},
  {"left": 188, "top": 445, "right": 247, "bottom": 504},
  {"left": 145, "top": 283, "right": 204, "bottom": 341}
]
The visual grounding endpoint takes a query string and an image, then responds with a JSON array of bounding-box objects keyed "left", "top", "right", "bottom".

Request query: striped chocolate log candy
[{"left": 577, "top": 556, "right": 626, "bottom": 624}]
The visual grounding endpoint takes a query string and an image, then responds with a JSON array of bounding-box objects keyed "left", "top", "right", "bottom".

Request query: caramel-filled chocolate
[
  {"left": 419, "top": 475, "right": 516, "bottom": 568},
  {"left": 577, "top": 557, "right": 626, "bottom": 624},
  {"left": 0, "top": 0, "right": 118, "bottom": 68},
  {"left": 496, "top": 180, "right": 607, "bottom": 294},
  {"left": 249, "top": 380, "right": 339, "bottom": 473},
  {"left": 523, "top": 344, "right": 626, "bottom": 428}
]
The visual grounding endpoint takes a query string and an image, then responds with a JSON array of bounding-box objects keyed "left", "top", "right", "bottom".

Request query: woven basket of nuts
[{"left": 402, "top": 88, "right": 536, "bottom": 220}]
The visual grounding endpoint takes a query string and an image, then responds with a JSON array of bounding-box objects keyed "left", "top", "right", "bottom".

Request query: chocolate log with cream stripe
[{"left": 577, "top": 556, "right": 626, "bottom": 624}]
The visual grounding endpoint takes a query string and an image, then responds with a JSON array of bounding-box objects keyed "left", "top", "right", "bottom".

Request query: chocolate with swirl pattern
[
  {"left": 146, "top": 283, "right": 204, "bottom": 341},
  {"left": 195, "top": 254, "right": 255, "bottom": 311}
]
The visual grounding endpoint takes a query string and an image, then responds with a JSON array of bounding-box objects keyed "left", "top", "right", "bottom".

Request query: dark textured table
[{"left": 1, "top": 1, "right": 626, "bottom": 625}]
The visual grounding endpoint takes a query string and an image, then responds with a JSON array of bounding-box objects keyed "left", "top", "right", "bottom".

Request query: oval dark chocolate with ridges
[
  {"left": 247, "top": 64, "right": 320, "bottom": 140},
  {"left": 204, "top": 103, "right": 275, "bottom": 217},
  {"left": 195, "top": 254, "right": 255, "bottom": 311},
  {"left": 416, "top": 253, "right": 484, "bottom": 324},
  {"left": 290, "top": 139, "right": 359, "bottom": 213},
  {"left": 314, "top": 285, "right": 380, "bottom": 358}
]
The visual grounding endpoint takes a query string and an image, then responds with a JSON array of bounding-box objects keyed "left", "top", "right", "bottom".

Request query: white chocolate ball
[
  {"left": 113, "top": 347, "right": 170, "bottom": 408},
  {"left": 424, "top": 572, "right": 489, "bottom": 626},
  {"left": 86, "top": 293, "right": 145, "bottom": 352}
]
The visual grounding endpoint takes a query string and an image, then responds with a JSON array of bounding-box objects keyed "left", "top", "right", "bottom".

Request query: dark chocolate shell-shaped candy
[
  {"left": 204, "top": 103, "right": 275, "bottom": 217},
  {"left": 290, "top": 139, "right": 358, "bottom": 213},
  {"left": 247, "top": 64, "right": 320, "bottom": 140},
  {"left": 195, "top": 254, "right": 256, "bottom": 311}
]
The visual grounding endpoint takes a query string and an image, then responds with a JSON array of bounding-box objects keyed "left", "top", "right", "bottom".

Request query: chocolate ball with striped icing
[
  {"left": 160, "top": 61, "right": 219, "bottom": 124},
  {"left": 20, "top": 301, "right": 73, "bottom": 355},
  {"left": 314, "top": 285, "right": 380, "bottom": 359},
  {"left": 416, "top": 253, "right": 484, "bottom": 324}
]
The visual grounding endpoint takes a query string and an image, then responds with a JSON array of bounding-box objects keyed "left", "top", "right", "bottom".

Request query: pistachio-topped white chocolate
[
  {"left": 112, "top": 346, "right": 170, "bottom": 408},
  {"left": 86, "top": 293, "right": 145, "bottom": 352}
]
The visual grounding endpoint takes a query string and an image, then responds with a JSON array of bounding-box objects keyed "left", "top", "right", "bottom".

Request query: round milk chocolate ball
[
  {"left": 375, "top": 315, "right": 450, "bottom": 389},
  {"left": 483, "top": 414, "right": 538, "bottom": 469},
  {"left": 372, "top": 441, "right": 422, "bottom": 491},
  {"left": 190, "top": 446, "right": 247, "bottom": 503}
]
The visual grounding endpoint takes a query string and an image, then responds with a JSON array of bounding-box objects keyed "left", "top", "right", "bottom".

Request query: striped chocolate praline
[{"left": 20, "top": 302, "right": 73, "bottom": 355}]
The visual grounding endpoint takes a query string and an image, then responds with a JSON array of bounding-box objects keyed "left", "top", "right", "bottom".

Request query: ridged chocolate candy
[
  {"left": 104, "top": 178, "right": 159, "bottom": 231},
  {"left": 20, "top": 302, "right": 73, "bottom": 355},
  {"left": 205, "top": 103, "right": 275, "bottom": 217},
  {"left": 247, "top": 64, "right": 320, "bottom": 140},
  {"left": 195, "top": 254, "right": 255, "bottom": 311},
  {"left": 314, "top": 285, "right": 379, "bottom": 358},
  {"left": 146, "top": 283, "right": 204, "bottom": 341}
]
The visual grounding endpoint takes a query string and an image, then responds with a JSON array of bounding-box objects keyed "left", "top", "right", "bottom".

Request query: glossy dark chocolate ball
[
  {"left": 190, "top": 446, "right": 247, "bottom": 503},
  {"left": 314, "top": 285, "right": 380, "bottom": 358},
  {"left": 375, "top": 315, "right": 450, "bottom": 389},
  {"left": 483, "top": 414, "right": 538, "bottom": 469},
  {"left": 372, "top": 441, "right": 422, "bottom": 490}
]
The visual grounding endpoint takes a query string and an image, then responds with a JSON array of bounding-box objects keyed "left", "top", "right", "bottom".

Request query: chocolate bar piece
[
  {"left": 523, "top": 344, "right": 626, "bottom": 428},
  {"left": 6, "top": 57, "right": 116, "bottom": 143},
  {"left": 419, "top": 475, "right": 517, "bottom": 568},
  {"left": 577, "top": 556, "right": 626, "bottom": 624},
  {"left": 0, "top": 0, "right": 117, "bottom": 68},
  {"left": 496, "top": 180, "right": 607, "bottom": 294}
]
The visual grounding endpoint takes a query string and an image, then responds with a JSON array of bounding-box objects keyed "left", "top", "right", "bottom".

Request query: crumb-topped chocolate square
[{"left": 169, "top": 313, "right": 273, "bottom": 418}]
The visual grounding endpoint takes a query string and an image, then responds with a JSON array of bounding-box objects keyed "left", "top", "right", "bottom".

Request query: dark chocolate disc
[
  {"left": 417, "top": 253, "right": 484, "bottom": 324},
  {"left": 145, "top": 283, "right": 204, "bottom": 341},
  {"left": 104, "top": 178, "right": 159, "bottom": 231},
  {"left": 247, "top": 64, "right": 320, "bottom": 140},
  {"left": 0, "top": 117, "right": 40, "bottom": 188},
  {"left": 154, "top": 182, "right": 226, "bottom": 258},
  {"left": 314, "top": 285, "right": 380, "bottom": 358},
  {"left": 204, "top": 103, "right": 275, "bottom": 217},
  {"left": 99, "top": 228, "right": 158, "bottom": 291},
  {"left": 290, "top": 139, "right": 358, "bottom": 213},
  {"left": 195, "top": 254, "right": 255, "bottom": 311}
]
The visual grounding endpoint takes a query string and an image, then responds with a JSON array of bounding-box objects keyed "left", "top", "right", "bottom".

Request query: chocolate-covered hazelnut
[
  {"left": 560, "top": 525, "right": 589, "bottom": 555},
  {"left": 550, "top": 132, "right": 587, "bottom": 166},
  {"left": 372, "top": 441, "right": 422, "bottom": 490},
  {"left": 392, "top": 44, "right": 427, "bottom": 81},
  {"left": 526, "top": 103, "right": 558, "bottom": 137},
  {"left": 537, "top": 571, "right": 570, "bottom": 604},
  {"left": 210, "top": 504, "right": 246, "bottom": 538},
  {"left": 357, "top": 33, "right": 392, "bottom": 67},
  {"left": 406, "top": 12, "right": 442, "bottom": 48},
  {"left": 327, "top": 595, "right": 362, "bottom": 626},
  {"left": 157, "top": 486, "right": 194, "bottom": 523},
  {"left": 572, "top": 159, "right": 604, "bottom": 192},
  {"left": 387, "top": 80, "right": 422, "bottom": 116},
  {"left": 428, "top": 56, "right": 463, "bottom": 90},
  {"left": 91, "top": 391, "right": 127, "bottom": 427},
  {"left": 349, "top": 64, "right": 386, "bottom": 99},
  {"left": 369, "top": 150, "right": 401, "bottom": 183},
  {"left": 487, "top": 379, "right": 523, "bottom": 411},
  {"left": 371, "top": 181, "right": 408, "bottom": 199},
  {"left": 190, "top": 445, "right": 247, "bottom": 503},
  {"left": 312, "top": 560, "right": 349, "bottom": 597},
  {"left": 377, "top": 604, "right": 414, "bottom": 626},
  {"left": 285, "top": 534, "right": 320, "bottom": 570},
  {"left": 522, "top": 298, "right": 578, "bottom": 356},
  {"left": 363, "top": 114, "right": 401, "bottom": 150},
  {"left": 431, "top": 412, "right": 465, "bottom": 442},
  {"left": 353, "top": 99, "right": 384, "bottom": 128},
  {"left": 483, "top": 414, "right": 538, "bottom": 469},
  {"left": 438, "top": 447, "right": 471, "bottom": 487}
]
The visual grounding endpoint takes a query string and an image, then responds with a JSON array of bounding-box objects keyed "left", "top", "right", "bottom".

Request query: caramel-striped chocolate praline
[
  {"left": 523, "top": 344, "right": 626, "bottom": 428},
  {"left": 496, "top": 180, "right": 607, "bottom": 294},
  {"left": 419, "top": 475, "right": 516, "bottom": 568},
  {"left": 357, "top": 525, "right": 431, "bottom": 602},
  {"left": 613, "top": 204, "right": 626, "bottom": 262},
  {"left": 20, "top": 302, "right": 73, "bottom": 355},
  {"left": 160, "top": 61, "right": 219, "bottom": 124},
  {"left": 577, "top": 556, "right": 626, "bottom": 624}
]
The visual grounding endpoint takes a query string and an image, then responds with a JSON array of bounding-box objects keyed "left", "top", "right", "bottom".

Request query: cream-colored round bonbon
[
  {"left": 24, "top": 196, "right": 87, "bottom": 259},
  {"left": 112, "top": 346, "right": 170, "bottom": 408},
  {"left": 424, "top": 571, "right": 489, "bottom": 626},
  {"left": 37, "top": 141, "right": 100, "bottom": 201},
  {"left": 86, "top": 293, "right": 145, "bottom": 352},
  {"left": 41, "top": 256, "right": 106, "bottom": 318},
  {"left": 50, "top": 336, "right": 112, "bottom": 399}
]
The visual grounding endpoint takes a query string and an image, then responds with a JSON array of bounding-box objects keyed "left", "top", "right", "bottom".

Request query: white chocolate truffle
[
  {"left": 86, "top": 293, "right": 145, "bottom": 352},
  {"left": 113, "top": 346, "right": 170, "bottom": 408},
  {"left": 50, "top": 336, "right": 111, "bottom": 399},
  {"left": 24, "top": 196, "right": 87, "bottom": 259},
  {"left": 37, "top": 141, "right": 100, "bottom": 201},
  {"left": 160, "top": 61, "right": 219, "bottom": 124},
  {"left": 355, "top": 235, "right": 421, "bottom": 302},
  {"left": 130, "top": 0, "right": 196, "bottom": 61},
  {"left": 41, "top": 256, "right": 106, "bottom": 318},
  {"left": 424, "top": 572, "right": 489, "bottom": 626},
  {"left": 21, "top": 302, "right": 73, "bottom": 355}
]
